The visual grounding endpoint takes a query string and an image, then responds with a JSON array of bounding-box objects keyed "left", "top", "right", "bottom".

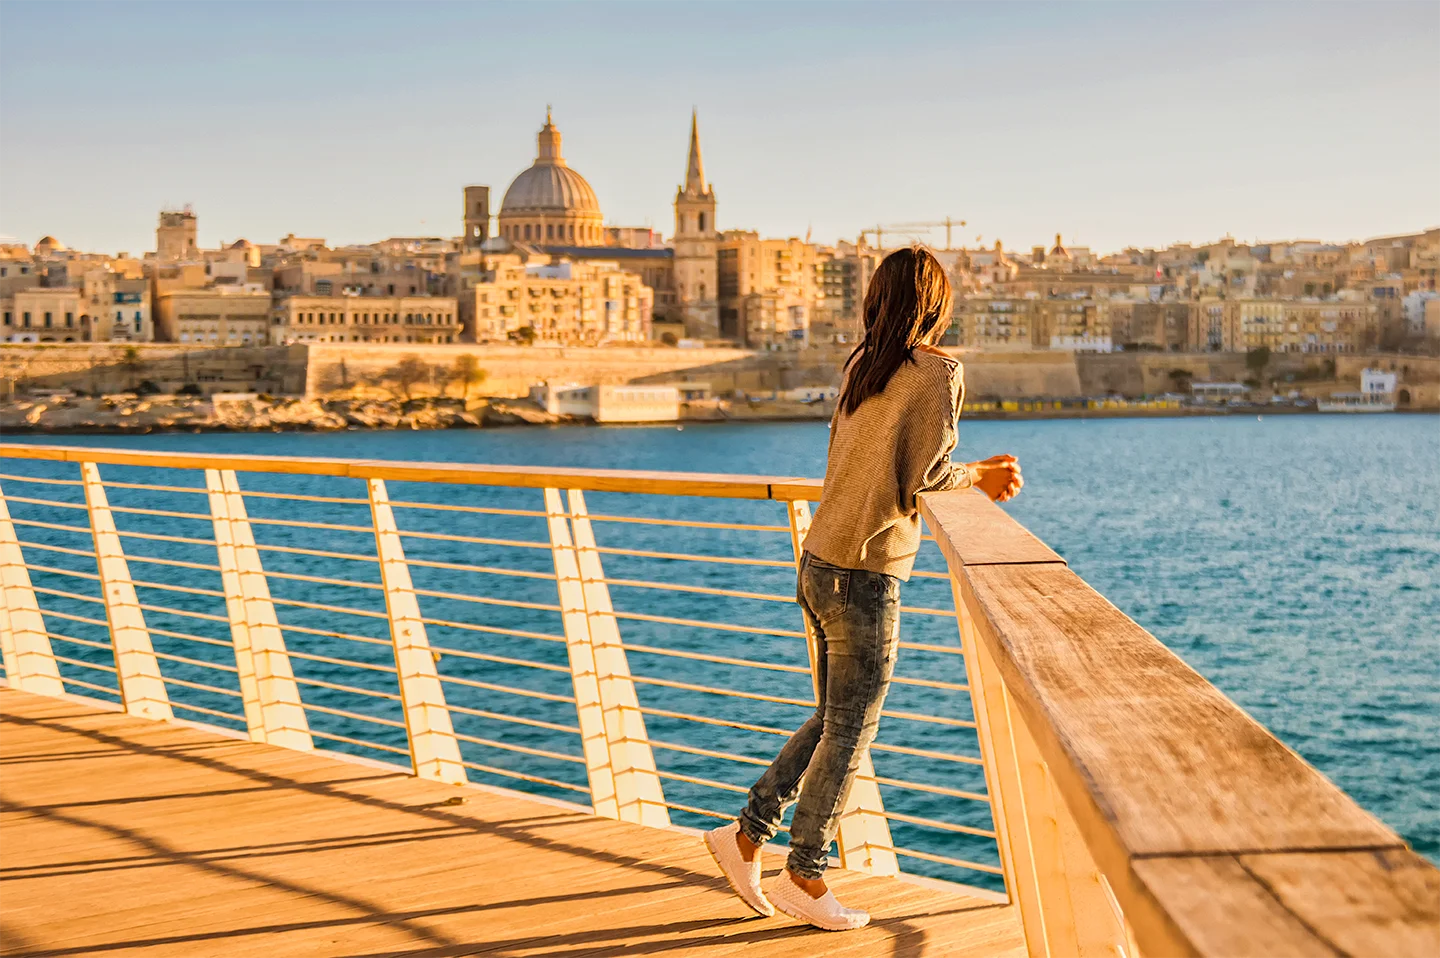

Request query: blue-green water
[{"left": 3, "top": 414, "right": 1437, "bottom": 885}]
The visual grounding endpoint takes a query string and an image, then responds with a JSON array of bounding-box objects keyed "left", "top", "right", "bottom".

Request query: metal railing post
[
  {"left": 547, "top": 487, "right": 623, "bottom": 820},
  {"left": 81, "top": 463, "right": 171, "bottom": 720},
  {"left": 206, "top": 469, "right": 312, "bottom": 749},
  {"left": 955, "top": 575, "right": 1049, "bottom": 955},
  {"left": 367, "top": 478, "right": 466, "bottom": 785},
  {"left": 787, "top": 500, "right": 899, "bottom": 876},
  {"left": 568, "top": 489, "right": 669, "bottom": 827},
  {"left": 0, "top": 484, "right": 63, "bottom": 695}
]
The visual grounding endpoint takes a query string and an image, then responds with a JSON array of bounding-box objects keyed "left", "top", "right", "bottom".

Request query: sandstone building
[
  {"left": 156, "top": 208, "right": 198, "bottom": 263},
  {"left": 460, "top": 253, "right": 651, "bottom": 345},
  {"left": 155, "top": 288, "right": 272, "bottom": 346},
  {"left": 274, "top": 295, "right": 460, "bottom": 344}
]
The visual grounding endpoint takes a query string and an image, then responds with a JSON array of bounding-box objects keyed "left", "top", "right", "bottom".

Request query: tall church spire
[{"left": 684, "top": 108, "right": 706, "bottom": 195}]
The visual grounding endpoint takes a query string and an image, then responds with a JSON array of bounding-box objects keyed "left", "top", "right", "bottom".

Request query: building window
[
  {"left": 698, "top": 212, "right": 707, "bottom": 232},
  {"left": 524, "top": 225, "right": 532, "bottom": 240},
  {"left": 2, "top": 311, "right": 9, "bottom": 325},
  {"left": 44, "top": 312, "right": 52, "bottom": 328}
]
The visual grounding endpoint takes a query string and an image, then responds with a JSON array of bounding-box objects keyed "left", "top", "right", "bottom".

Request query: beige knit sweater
[{"left": 803, "top": 349, "right": 974, "bottom": 579}]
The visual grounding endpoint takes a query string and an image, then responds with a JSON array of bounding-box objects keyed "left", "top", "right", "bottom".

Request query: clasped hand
[{"left": 970, "top": 455, "right": 1023, "bottom": 503}]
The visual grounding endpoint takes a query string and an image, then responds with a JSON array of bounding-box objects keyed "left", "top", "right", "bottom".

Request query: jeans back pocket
[{"left": 804, "top": 558, "right": 850, "bottom": 620}]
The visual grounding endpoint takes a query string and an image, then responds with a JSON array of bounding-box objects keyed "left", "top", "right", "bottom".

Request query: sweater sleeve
[{"left": 913, "top": 359, "right": 975, "bottom": 495}]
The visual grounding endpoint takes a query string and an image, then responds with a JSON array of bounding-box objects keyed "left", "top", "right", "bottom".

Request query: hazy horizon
[{"left": 2, "top": 1, "right": 1437, "bottom": 256}]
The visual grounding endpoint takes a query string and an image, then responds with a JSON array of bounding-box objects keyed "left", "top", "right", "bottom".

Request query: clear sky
[{"left": 2, "top": 1, "right": 1436, "bottom": 256}]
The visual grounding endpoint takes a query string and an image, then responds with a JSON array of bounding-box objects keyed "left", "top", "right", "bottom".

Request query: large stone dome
[
  {"left": 498, "top": 111, "right": 604, "bottom": 246},
  {"left": 502, "top": 164, "right": 600, "bottom": 215}
]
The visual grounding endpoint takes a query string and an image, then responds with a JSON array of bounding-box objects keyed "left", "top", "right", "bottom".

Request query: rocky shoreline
[
  {"left": 2, "top": 393, "right": 1426, "bottom": 435},
  {"left": 0, "top": 394, "right": 581, "bottom": 433}
]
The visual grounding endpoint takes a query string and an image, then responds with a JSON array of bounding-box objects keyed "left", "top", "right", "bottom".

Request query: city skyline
[{"left": 2, "top": 1, "right": 1437, "bottom": 256}]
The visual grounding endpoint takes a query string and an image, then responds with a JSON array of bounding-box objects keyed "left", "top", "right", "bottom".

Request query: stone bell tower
[
  {"left": 673, "top": 110, "right": 719, "bottom": 339},
  {"left": 462, "top": 186, "right": 490, "bottom": 249}
]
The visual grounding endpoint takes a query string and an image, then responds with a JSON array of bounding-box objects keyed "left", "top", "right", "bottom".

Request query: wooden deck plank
[{"left": 0, "top": 688, "right": 1023, "bottom": 958}]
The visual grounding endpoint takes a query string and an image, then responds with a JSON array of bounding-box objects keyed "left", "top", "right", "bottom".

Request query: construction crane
[{"left": 858, "top": 217, "right": 967, "bottom": 250}]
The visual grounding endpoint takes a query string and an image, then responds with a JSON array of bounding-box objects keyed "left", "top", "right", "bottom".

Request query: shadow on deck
[{"left": 0, "top": 688, "right": 1022, "bottom": 958}]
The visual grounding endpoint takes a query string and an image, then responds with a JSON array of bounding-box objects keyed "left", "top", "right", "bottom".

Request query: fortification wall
[
  {"left": 10, "top": 341, "right": 1430, "bottom": 407},
  {"left": 304, "top": 344, "right": 763, "bottom": 397},
  {"left": 957, "top": 351, "right": 1085, "bottom": 399},
  {"left": 1336, "top": 353, "right": 1439, "bottom": 383},
  {"left": 2, "top": 343, "right": 308, "bottom": 396}
]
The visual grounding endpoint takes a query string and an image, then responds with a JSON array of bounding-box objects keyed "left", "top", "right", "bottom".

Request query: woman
[{"left": 703, "top": 246, "right": 1023, "bottom": 931}]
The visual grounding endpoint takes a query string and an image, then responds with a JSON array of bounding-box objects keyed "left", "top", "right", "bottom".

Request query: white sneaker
[
  {"left": 768, "top": 869, "right": 871, "bottom": 931},
  {"left": 702, "top": 822, "right": 774, "bottom": 917}
]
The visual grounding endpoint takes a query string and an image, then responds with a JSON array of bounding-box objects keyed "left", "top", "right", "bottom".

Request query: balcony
[{"left": 0, "top": 444, "right": 1433, "bottom": 957}]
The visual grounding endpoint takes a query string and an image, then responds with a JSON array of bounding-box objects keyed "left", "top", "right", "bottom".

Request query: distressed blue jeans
[{"left": 737, "top": 551, "right": 901, "bottom": 879}]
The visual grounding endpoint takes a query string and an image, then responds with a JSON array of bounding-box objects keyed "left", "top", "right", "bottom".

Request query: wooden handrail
[
  {"left": 0, "top": 443, "right": 822, "bottom": 500},
  {"left": 920, "top": 489, "right": 1439, "bottom": 958}
]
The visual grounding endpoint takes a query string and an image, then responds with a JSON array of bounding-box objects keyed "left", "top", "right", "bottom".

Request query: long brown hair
[{"left": 838, "top": 246, "right": 953, "bottom": 416}]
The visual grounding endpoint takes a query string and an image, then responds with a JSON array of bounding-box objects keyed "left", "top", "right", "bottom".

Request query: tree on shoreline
[
  {"left": 121, "top": 347, "right": 143, "bottom": 391},
  {"left": 382, "top": 355, "right": 429, "bottom": 401},
  {"left": 452, "top": 355, "right": 487, "bottom": 400},
  {"left": 1245, "top": 346, "right": 1271, "bottom": 377}
]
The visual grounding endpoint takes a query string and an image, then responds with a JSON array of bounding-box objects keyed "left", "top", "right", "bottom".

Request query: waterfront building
[
  {"left": 274, "top": 294, "right": 460, "bottom": 344},
  {"left": 0, "top": 248, "right": 39, "bottom": 299},
  {"left": 952, "top": 295, "right": 1035, "bottom": 351},
  {"left": 717, "top": 231, "right": 817, "bottom": 347},
  {"left": 528, "top": 381, "right": 680, "bottom": 422},
  {"left": 155, "top": 208, "right": 198, "bottom": 263},
  {"left": 1191, "top": 381, "right": 1250, "bottom": 403},
  {"left": 1107, "top": 301, "right": 1193, "bottom": 352},
  {"left": 81, "top": 268, "right": 152, "bottom": 342},
  {"left": 458, "top": 253, "right": 650, "bottom": 345},
  {"left": 5, "top": 287, "right": 84, "bottom": 342},
  {"left": 1035, "top": 297, "right": 1113, "bottom": 352},
  {"left": 812, "top": 246, "right": 869, "bottom": 344},
  {"left": 1426, "top": 298, "right": 1440, "bottom": 339},
  {"left": 1278, "top": 299, "right": 1378, "bottom": 352},
  {"left": 155, "top": 288, "right": 272, "bottom": 346},
  {"left": 275, "top": 257, "right": 437, "bottom": 298},
  {"left": 1402, "top": 290, "right": 1439, "bottom": 335},
  {"left": 1236, "top": 300, "right": 1286, "bottom": 352},
  {"left": 1194, "top": 297, "right": 1242, "bottom": 352}
]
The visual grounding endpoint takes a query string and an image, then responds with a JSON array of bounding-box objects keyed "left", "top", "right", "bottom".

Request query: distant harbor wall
[
  {"left": 5, "top": 342, "right": 1435, "bottom": 409},
  {"left": 1, "top": 343, "right": 308, "bottom": 396},
  {"left": 304, "top": 343, "right": 760, "bottom": 398}
]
